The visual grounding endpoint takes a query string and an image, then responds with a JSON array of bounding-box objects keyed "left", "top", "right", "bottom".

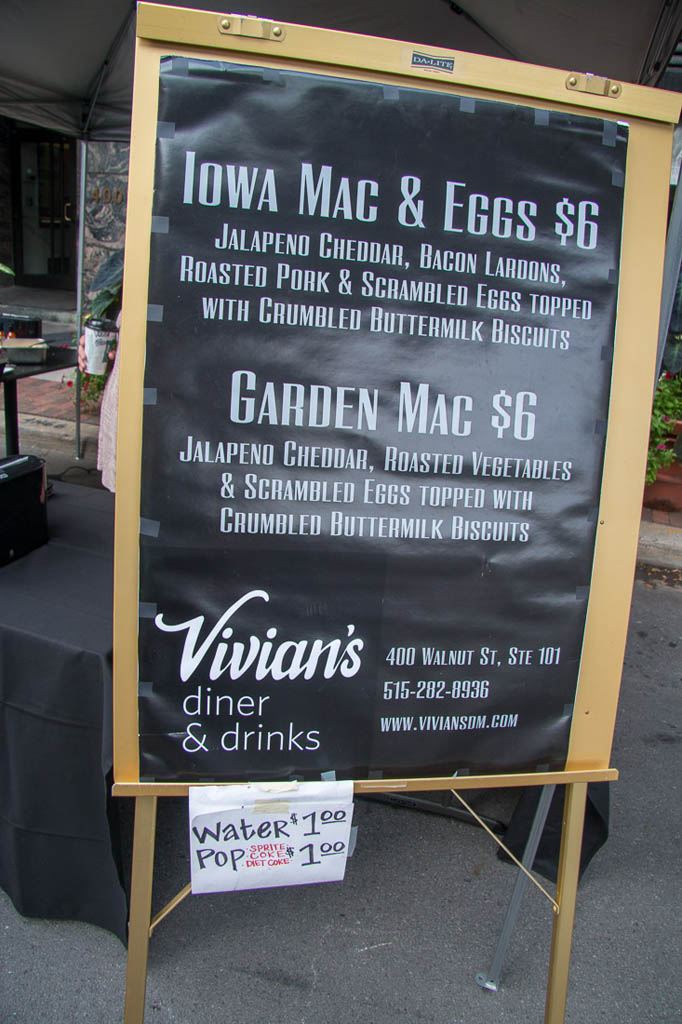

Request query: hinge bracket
[
  {"left": 218, "top": 16, "right": 285, "bottom": 41},
  {"left": 566, "top": 73, "right": 622, "bottom": 98}
]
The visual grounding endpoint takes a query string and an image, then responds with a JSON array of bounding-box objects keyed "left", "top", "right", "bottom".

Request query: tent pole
[
  {"left": 74, "top": 138, "right": 88, "bottom": 460},
  {"left": 656, "top": 146, "right": 682, "bottom": 382}
]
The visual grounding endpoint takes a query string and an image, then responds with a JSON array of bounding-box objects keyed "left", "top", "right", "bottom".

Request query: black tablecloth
[{"left": 0, "top": 482, "right": 127, "bottom": 941}]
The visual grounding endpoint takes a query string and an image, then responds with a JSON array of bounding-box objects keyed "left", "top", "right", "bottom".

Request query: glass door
[{"left": 13, "top": 127, "right": 77, "bottom": 289}]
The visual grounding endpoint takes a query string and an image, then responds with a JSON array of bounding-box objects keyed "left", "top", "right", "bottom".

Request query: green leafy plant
[
  {"left": 87, "top": 249, "right": 123, "bottom": 320},
  {"left": 647, "top": 372, "right": 682, "bottom": 484},
  {"left": 64, "top": 371, "right": 108, "bottom": 408},
  {"left": 0, "top": 262, "right": 15, "bottom": 276}
]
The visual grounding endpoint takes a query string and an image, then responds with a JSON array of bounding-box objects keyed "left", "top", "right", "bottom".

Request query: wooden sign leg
[
  {"left": 544, "top": 782, "right": 588, "bottom": 1024},
  {"left": 124, "top": 795, "right": 158, "bottom": 1024}
]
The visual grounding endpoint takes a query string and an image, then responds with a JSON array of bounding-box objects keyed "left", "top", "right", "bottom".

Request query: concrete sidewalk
[
  {"left": 0, "top": 284, "right": 77, "bottom": 327},
  {"left": 639, "top": 508, "right": 682, "bottom": 569}
]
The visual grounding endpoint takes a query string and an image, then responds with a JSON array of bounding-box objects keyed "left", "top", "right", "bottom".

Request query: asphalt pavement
[
  {"left": 1, "top": 305, "right": 681, "bottom": 1023},
  {"left": 0, "top": 573, "right": 681, "bottom": 1023}
]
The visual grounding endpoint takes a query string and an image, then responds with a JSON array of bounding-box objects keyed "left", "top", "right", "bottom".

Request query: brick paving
[
  {"left": 0, "top": 376, "right": 101, "bottom": 427},
  {"left": 641, "top": 505, "right": 682, "bottom": 529}
]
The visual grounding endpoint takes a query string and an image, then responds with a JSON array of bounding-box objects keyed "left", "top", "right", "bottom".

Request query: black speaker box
[{"left": 0, "top": 455, "right": 48, "bottom": 566}]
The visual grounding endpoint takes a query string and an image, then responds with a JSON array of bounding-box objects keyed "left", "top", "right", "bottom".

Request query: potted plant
[{"left": 644, "top": 370, "right": 682, "bottom": 511}]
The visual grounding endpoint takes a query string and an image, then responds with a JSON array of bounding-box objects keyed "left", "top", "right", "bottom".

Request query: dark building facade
[{"left": 0, "top": 116, "right": 128, "bottom": 302}]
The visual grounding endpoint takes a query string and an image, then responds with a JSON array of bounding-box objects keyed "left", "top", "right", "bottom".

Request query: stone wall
[{"left": 83, "top": 141, "right": 129, "bottom": 300}]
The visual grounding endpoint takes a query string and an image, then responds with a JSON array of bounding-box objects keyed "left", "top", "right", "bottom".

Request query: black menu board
[{"left": 136, "top": 57, "right": 627, "bottom": 782}]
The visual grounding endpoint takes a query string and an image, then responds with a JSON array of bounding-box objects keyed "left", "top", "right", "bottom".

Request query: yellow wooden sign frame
[
  {"left": 114, "top": 3, "right": 679, "bottom": 796},
  {"left": 111, "top": 7, "right": 680, "bottom": 1022}
]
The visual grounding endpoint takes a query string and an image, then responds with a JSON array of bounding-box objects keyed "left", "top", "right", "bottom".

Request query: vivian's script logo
[
  {"left": 155, "top": 589, "right": 364, "bottom": 683},
  {"left": 411, "top": 51, "right": 455, "bottom": 73}
]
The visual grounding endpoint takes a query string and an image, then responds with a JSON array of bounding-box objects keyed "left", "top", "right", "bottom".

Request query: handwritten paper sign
[{"left": 189, "top": 781, "right": 354, "bottom": 893}]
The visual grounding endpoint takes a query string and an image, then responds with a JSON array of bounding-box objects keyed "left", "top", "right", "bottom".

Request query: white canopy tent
[{"left": 2, "top": 0, "right": 681, "bottom": 140}]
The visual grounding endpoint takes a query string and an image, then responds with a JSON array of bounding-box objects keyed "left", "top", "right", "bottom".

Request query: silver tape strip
[{"left": 140, "top": 518, "right": 160, "bottom": 538}]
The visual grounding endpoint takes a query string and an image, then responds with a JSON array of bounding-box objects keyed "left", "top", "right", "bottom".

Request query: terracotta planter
[{"left": 643, "top": 459, "right": 682, "bottom": 512}]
